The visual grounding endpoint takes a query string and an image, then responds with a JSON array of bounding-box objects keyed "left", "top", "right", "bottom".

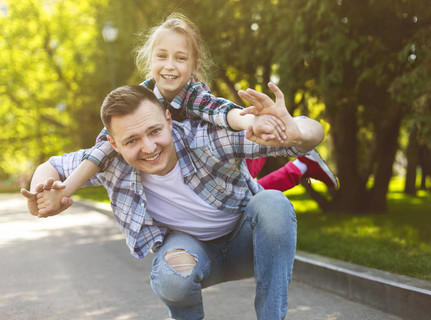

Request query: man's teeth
[
  {"left": 162, "top": 75, "right": 177, "bottom": 79},
  {"left": 145, "top": 154, "right": 159, "bottom": 161}
]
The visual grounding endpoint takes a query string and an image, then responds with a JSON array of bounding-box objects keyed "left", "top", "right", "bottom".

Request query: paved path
[{"left": 0, "top": 194, "right": 401, "bottom": 319}]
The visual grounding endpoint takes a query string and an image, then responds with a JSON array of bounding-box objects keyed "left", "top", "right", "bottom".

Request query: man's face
[{"left": 107, "top": 100, "right": 178, "bottom": 176}]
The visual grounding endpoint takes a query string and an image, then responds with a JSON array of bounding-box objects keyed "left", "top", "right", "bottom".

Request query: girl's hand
[{"left": 249, "top": 114, "right": 287, "bottom": 144}]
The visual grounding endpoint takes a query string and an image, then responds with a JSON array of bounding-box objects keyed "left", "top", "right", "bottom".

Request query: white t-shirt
[{"left": 141, "top": 162, "right": 242, "bottom": 241}]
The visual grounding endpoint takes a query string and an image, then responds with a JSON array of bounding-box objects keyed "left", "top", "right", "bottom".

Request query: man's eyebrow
[
  {"left": 121, "top": 134, "right": 138, "bottom": 145},
  {"left": 121, "top": 124, "right": 162, "bottom": 145}
]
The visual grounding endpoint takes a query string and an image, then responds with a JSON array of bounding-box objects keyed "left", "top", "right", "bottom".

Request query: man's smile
[{"left": 142, "top": 152, "right": 161, "bottom": 161}]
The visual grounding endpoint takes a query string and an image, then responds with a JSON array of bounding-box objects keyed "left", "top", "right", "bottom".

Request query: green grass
[
  {"left": 285, "top": 177, "right": 431, "bottom": 282},
  {"left": 74, "top": 186, "right": 110, "bottom": 203}
]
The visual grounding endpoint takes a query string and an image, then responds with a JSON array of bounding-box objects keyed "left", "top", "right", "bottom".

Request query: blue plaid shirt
[{"left": 50, "top": 119, "right": 305, "bottom": 259}]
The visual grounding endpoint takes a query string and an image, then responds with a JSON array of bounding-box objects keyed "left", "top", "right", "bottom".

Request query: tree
[
  {"left": 3, "top": 0, "right": 430, "bottom": 213},
  {"left": 405, "top": 96, "right": 431, "bottom": 193},
  {"left": 276, "top": 0, "right": 431, "bottom": 212},
  {"left": 0, "top": 0, "right": 137, "bottom": 180}
]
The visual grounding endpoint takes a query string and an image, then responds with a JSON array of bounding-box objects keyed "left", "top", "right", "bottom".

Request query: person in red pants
[{"left": 246, "top": 149, "right": 338, "bottom": 191}]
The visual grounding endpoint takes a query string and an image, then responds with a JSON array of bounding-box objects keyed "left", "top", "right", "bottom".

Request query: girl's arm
[
  {"left": 60, "top": 159, "right": 100, "bottom": 197},
  {"left": 62, "top": 127, "right": 114, "bottom": 192},
  {"left": 185, "top": 81, "right": 286, "bottom": 141},
  {"left": 226, "top": 108, "right": 286, "bottom": 143},
  {"left": 226, "top": 108, "right": 255, "bottom": 130}
]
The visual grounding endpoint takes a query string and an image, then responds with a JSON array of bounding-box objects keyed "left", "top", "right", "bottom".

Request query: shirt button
[{"left": 141, "top": 202, "right": 146, "bottom": 207}]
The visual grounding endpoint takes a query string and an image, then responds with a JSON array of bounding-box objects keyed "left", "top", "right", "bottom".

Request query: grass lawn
[
  {"left": 285, "top": 176, "right": 431, "bottom": 282},
  {"left": 11, "top": 176, "right": 428, "bottom": 282}
]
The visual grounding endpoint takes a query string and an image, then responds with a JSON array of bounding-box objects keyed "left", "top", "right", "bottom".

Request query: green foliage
[
  {"left": 274, "top": 0, "right": 431, "bottom": 212},
  {"left": 0, "top": 0, "right": 138, "bottom": 179},
  {"left": 2, "top": 0, "right": 431, "bottom": 213},
  {"left": 1, "top": 0, "right": 101, "bottom": 176}
]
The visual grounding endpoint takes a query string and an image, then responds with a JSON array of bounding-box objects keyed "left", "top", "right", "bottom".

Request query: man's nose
[{"left": 140, "top": 138, "right": 156, "bottom": 154}]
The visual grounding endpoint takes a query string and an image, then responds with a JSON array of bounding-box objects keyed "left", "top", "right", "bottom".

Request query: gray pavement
[{"left": 0, "top": 194, "right": 406, "bottom": 319}]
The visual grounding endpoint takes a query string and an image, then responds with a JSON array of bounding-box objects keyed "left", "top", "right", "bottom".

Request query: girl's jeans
[{"left": 150, "top": 190, "right": 297, "bottom": 320}]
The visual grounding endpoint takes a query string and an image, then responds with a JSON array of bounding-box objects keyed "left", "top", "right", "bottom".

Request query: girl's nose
[{"left": 164, "top": 58, "right": 175, "bottom": 70}]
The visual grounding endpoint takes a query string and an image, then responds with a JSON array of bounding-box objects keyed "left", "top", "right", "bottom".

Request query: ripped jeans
[{"left": 150, "top": 190, "right": 297, "bottom": 320}]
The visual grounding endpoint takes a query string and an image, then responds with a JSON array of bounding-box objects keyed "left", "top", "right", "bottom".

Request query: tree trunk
[
  {"left": 318, "top": 98, "right": 404, "bottom": 213},
  {"left": 321, "top": 100, "right": 369, "bottom": 213},
  {"left": 404, "top": 125, "right": 419, "bottom": 195},
  {"left": 369, "top": 110, "right": 403, "bottom": 212},
  {"left": 419, "top": 145, "right": 431, "bottom": 190}
]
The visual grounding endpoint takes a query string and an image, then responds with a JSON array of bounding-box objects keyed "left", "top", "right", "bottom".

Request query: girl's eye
[
  {"left": 157, "top": 54, "right": 167, "bottom": 59},
  {"left": 177, "top": 56, "right": 187, "bottom": 61}
]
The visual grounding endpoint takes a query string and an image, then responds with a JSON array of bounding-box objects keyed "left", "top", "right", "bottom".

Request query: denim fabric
[{"left": 150, "top": 190, "right": 297, "bottom": 320}]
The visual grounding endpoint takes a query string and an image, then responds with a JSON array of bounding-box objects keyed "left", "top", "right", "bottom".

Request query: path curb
[{"left": 293, "top": 251, "right": 431, "bottom": 320}]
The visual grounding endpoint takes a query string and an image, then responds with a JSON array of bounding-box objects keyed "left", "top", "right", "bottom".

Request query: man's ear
[
  {"left": 165, "top": 109, "right": 173, "bottom": 130},
  {"left": 107, "top": 135, "right": 120, "bottom": 153}
]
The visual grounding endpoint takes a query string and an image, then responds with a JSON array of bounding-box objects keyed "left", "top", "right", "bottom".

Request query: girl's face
[{"left": 150, "top": 29, "right": 198, "bottom": 101}]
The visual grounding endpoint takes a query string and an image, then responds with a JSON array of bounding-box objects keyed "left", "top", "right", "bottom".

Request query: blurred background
[
  {"left": 1, "top": 0, "right": 430, "bottom": 214},
  {"left": 1, "top": 0, "right": 431, "bottom": 283}
]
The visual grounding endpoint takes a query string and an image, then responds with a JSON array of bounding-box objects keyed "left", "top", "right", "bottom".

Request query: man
[{"left": 22, "top": 83, "right": 324, "bottom": 319}]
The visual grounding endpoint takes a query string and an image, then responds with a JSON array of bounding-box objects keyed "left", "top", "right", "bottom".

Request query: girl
[{"left": 35, "top": 13, "right": 337, "bottom": 216}]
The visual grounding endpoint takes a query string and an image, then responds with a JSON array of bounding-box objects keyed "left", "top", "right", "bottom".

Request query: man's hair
[{"left": 101, "top": 85, "right": 165, "bottom": 133}]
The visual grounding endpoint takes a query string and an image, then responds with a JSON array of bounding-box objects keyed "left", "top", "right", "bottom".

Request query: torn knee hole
[{"left": 164, "top": 249, "right": 197, "bottom": 275}]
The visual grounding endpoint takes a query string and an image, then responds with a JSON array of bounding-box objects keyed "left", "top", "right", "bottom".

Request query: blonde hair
[{"left": 135, "top": 13, "right": 213, "bottom": 84}]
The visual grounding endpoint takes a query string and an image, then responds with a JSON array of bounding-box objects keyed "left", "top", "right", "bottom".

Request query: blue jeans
[{"left": 150, "top": 190, "right": 297, "bottom": 320}]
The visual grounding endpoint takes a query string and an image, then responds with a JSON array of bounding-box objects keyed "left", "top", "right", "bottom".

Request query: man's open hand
[{"left": 238, "top": 82, "right": 301, "bottom": 147}]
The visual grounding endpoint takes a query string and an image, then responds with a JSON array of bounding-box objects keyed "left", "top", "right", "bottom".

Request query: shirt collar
[
  {"left": 153, "top": 83, "right": 166, "bottom": 104},
  {"left": 152, "top": 78, "right": 194, "bottom": 110}
]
